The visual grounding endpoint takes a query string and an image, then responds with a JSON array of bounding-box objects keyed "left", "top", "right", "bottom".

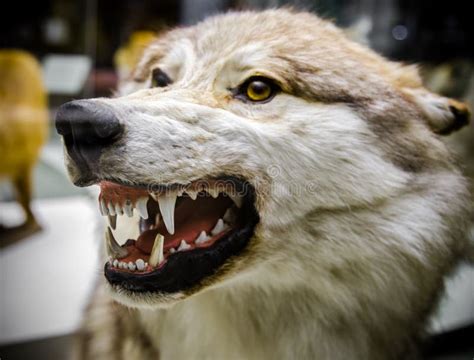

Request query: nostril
[{"left": 93, "top": 112, "right": 122, "bottom": 140}]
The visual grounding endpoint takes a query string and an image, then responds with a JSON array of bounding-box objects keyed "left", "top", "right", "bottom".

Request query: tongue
[{"left": 136, "top": 195, "right": 232, "bottom": 253}]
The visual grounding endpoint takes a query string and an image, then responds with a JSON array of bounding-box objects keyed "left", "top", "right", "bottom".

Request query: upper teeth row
[
  {"left": 100, "top": 187, "right": 242, "bottom": 235},
  {"left": 100, "top": 198, "right": 147, "bottom": 218}
]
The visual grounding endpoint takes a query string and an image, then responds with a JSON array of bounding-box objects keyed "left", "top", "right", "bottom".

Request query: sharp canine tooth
[
  {"left": 108, "top": 215, "right": 117, "bottom": 230},
  {"left": 178, "top": 239, "right": 191, "bottom": 251},
  {"left": 158, "top": 193, "right": 177, "bottom": 234},
  {"left": 136, "top": 197, "right": 149, "bottom": 219},
  {"left": 107, "top": 202, "right": 116, "bottom": 216},
  {"left": 106, "top": 227, "right": 128, "bottom": 258},
  {"left": 149, "top": 233, "right": 164, "bottom": 267},
  {"left": 136, "top": 259, "right": 145, "bottom": 271},
  {"left": 223, "top": 208, "right": 235, "bottom": 224},
  {"left": 100, "top": 200, "right": 108, "bottom": 216},
  {"left": 228, "top": 194, "right": 243, "bottom": 208},
  {"left": 124, "top": 200, "right": 133, "bottom": 217},
  {"left": 195, "top": 231, "right": 209, "bottom": 244},
  {"left": 150, "top": 192, "right": 159, "bottom": 201},
  {"left": 211, "top": 219, "right": 225, "bottom": 236}
]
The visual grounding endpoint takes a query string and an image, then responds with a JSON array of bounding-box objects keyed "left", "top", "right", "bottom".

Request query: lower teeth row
[{"left": 111, "top": 258, "right": 148, "bottom": 271}]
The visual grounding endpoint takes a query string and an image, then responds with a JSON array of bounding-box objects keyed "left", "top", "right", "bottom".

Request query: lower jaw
[{"left": 104, "top": 223, "right": 256, "bottom": 294}]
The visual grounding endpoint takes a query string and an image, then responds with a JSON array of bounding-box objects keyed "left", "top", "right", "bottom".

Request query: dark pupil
[
  {"left": 152, "top": 69, "right": 171, "bottom": 87},
  {"left": 250, "top": 81, "right": 268, "bottom": 95}
]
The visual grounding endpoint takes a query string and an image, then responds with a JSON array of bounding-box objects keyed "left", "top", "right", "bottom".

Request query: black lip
[{"left": 104, "top": 178, "right": 259, "bottom": 294}]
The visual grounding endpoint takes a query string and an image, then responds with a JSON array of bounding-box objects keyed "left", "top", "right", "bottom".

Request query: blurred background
[{"left": 0, "top": 0, "right": 473, "bottom": 359}]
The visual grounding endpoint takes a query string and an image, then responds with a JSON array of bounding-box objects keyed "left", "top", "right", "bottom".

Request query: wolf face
[{"left": 56, "top": 9, "right": 469, "bottom": 337}]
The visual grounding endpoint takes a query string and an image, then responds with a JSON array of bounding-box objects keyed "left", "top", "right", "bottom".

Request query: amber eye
[
  {"left": 246, "top": 80, "right": 273, "bottom": 101},
  {"left": 151, "top": 68, "right": 172, "bottom": 88},
  {"left": 234, "top": 77, "right": 278, "bottom": 103}
]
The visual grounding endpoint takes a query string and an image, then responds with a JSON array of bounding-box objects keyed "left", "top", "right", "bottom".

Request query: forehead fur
[{"left": 134, "top": 9, "right": 422, "bottom": 101}]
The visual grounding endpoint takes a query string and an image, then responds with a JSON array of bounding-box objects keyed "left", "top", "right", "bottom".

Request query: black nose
[{"left": 55, "top": 100, "right": 123, "bottom": 172}]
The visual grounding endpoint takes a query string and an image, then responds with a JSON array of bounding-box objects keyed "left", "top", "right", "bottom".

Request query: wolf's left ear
[{"left": 404, "top": 88, "right": 471, "bottom": 135}]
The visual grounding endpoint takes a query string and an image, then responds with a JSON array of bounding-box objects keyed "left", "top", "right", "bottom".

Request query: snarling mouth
[{"left": 100, "top": 177, "right": 259, "bottom": 294}]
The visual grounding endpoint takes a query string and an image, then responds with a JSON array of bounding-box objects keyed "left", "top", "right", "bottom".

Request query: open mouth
[{"left": 100, "top": 177, "right": 259, "bottom": 294}]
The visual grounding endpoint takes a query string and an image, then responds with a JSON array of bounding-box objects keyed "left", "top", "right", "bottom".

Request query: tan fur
[
  {"left": 0, "top": 50, "right": 48, "bottom": 226},
  {"left": 71, "top": 10, "right": 471, "bottom": 359}
]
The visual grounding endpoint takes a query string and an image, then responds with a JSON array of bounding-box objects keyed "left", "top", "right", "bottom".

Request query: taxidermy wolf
[{"left": 55, "top": 9, "right": 471, "bottom": 360}]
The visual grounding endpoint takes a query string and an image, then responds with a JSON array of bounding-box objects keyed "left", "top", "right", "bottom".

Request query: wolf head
[{"left": 56, "top": 10, "right": 470, "bottom": 309}]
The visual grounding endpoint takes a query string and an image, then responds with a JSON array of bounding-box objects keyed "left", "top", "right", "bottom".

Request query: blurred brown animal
[
  {"left": 114, "top": 31, "right": 156, "bottom": 82},
  {"left": 0, "top": 50, "right": 48, "bottom": 231}
]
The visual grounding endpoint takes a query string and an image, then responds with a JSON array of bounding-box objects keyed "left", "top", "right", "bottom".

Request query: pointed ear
[{"left": 404, "top": 88, "right": 470, "bottom": 135}]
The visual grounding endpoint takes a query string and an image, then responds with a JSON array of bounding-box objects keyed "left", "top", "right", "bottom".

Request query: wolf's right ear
[{"left": 404, "top": 88, "right": 471, "bottom": 135}]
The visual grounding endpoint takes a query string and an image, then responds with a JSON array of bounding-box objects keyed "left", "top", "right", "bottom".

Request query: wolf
[{"left": 55, "top": 9, "right": 471, "bottom": 360}]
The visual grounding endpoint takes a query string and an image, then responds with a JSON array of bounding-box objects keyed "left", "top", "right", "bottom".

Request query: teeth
[
  {"left": 228, "top": 194, "right": 243, "bottom": 208},
  {"left": 186, "top": 189, "right": 198, "bottom": 200},
  {"left": 115, "top": 204, "right": 124, "bottom": 216},
  {"left": 136, "top": 197, "right": 149, "bottom": 219},
  {"left": 150, "top": 192, "right": 159, "bottom": 201},
  {"left": 108, "top": 215, "right": 117, "bottom": 230},
  {"left": 128, "top": 262, "right": 136, "bottom": 271},
  {"left": 177, "top": 188, "right": 185, "bottom": 197},
  {"left": 211, "top": 219, "right": 225, "bottom": 236},
  {"left": 195, "top": 230, "right": 209, "bottom": 244},
  {"left": 136, "top": 258, "right": 145, "bottom": 271},
  {"left": 207, "top": 187, "right": 219, "bottom": 198},
  {"left": 119, "top": 261, "right": 127, "bottom": 269},
  {"left": 177, "top": 239, "right": 191, "bottom": 251},
  {"left": 223, "top": 208, "right": 236, "bottom": 224},
  {"left": 113, "top": 259, "right": 118, "bottom": 267},
  {"left": 124, "top": 200, "right": 133, "bottom": 217},
  {"left": 106, "top": 227, "right": 128, "bottom": 259},
  {"left": 107, "top": 202, "right": 116, "bottom": 216},
  {"left": 149, "top": 233, "right": 164, "bottom": 267},
  {"left": 100, "top": 200, "right": 108, "bottom": 216},
  {"left": 169, "top": 248, "right": 176, "bottom": 254},
  {"left": 158, "top": 192, "right": 177, "bottom": 235}
]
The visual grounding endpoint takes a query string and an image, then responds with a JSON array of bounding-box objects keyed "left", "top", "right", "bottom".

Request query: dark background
[{"left": 1, "top": 0, "right": 472, "bottom": 67}]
